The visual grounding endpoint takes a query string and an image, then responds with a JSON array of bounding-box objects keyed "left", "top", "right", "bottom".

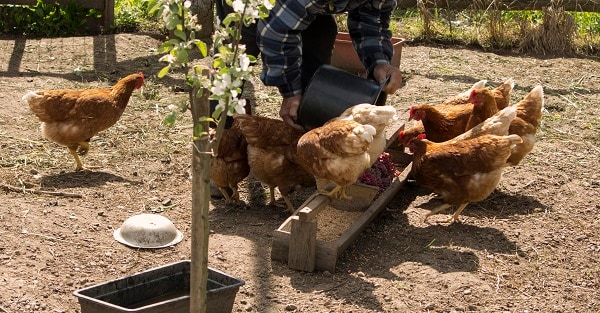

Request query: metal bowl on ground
[{"left": 113, "top": 213, "right": 183, "bottom": 249}]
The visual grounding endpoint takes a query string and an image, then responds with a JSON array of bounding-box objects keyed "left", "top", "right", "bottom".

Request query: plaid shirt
[{"left": 257, "top": 0, "right": 397, "bottom": 97}]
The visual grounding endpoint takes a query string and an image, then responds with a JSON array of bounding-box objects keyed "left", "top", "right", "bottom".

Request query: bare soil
[{"left": 1, "top": 33, "right": 599, "bottom": 312}]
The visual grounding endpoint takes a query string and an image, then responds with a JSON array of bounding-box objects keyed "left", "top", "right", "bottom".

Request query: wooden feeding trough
[{"left": 271, "top": 118, "right": 412, "bottom": 272}]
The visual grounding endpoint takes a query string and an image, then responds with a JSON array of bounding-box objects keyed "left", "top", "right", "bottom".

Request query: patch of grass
[
  {"left": 114, "top": 0, "right": 161, "bottom": 33},
  {"left": 394, "top": 7, "right": 600, "bottom": 55}
]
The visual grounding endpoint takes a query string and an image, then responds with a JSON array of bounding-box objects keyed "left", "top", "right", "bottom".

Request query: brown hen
[
  {"left": 408, "top": 102, "right": 473, "bottom": 142},
  {"left": 234, "top": 114, "right": 314, "bottom": 213},
  {"left": 23, "top": 72, "right": 144, "bottom": 170},
  {"left": 408, "top": 133, "right": 522, "bottom": 224},
  {"left": 209, "top": 119, "right": 250, "bottom": 204},
  {"left": 400, "top": 80, "right": 487, "bottom": 146},
  {"left": 297, "top": 119, "right": 375, "bottom": 199}
]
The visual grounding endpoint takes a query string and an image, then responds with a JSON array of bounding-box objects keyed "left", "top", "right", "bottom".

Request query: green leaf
[
  {"left": 166, "top": 15, "right": 179, "bottom": 30},
  {"left": 158, "top": 65, "right": 170, "bottom": 78},
  {"left": 176, "top": 48, "right": 189, "bottom": 63},
  {"left": 163, "top": 111, "right": 177, "bottom": 127},
  {"left": 259, "top": 6, "right": 271, "bottom": 19},
  {"left": 213, "top": 58, "right": 225, "bottom": 69},
  {"left": 174, "top": 29, "right": 186, "bottom": 41},
  {"left": 199, "top": 116, "right": 215, "bottom": 124},
  {"left": 146, "top": 0, "right": 161, "bottom": 16},
  {"left": 158, "top": 42, "right": 175, "bottom": 53},
  {"left": 194, "top": 40, "right": 208, "bottom": 57}
]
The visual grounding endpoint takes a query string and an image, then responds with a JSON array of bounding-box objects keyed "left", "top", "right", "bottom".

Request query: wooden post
[
  {"left": 190, "top": 67, "right": 211, "bottom": 313},
  {"left": 103, "top": 0, "right": 114, "bottom": 29},
  {"left": 288, "top": 216, "right": 317, "bottom": 271}
]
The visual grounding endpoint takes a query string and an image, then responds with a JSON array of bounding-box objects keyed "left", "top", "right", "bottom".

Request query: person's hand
[
  {"left": 373, "top": 64, "right": 403, "bottom": 94},
  {"left": 280, "top": 95, "right": 305, "bottom": 130}
]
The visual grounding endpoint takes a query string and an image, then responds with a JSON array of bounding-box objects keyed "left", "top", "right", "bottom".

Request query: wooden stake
[{"left": 190, "top": 67, "right": 211, "bottom": 313}]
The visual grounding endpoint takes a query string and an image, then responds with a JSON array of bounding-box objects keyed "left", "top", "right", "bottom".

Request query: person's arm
[
  {"left": 347, "top": 0, "right": 397, "bottom": 77},
  {"left": 257, "top": 0, "right": 316, "bottom": 98}
]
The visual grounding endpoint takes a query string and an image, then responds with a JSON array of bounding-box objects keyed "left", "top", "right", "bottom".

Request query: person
[
  {"left": 211, "top": 0, "right": 403, "bottom": 198},
  {"left": 214, "top": 0, "right": 403, "bottom": 130},
  {"left": 257, "top": 0, "right": 403, "bottom": 130}
]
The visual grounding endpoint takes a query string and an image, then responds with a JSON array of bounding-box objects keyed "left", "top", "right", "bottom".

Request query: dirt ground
[{"left": 0, "top": 33, "right": 599, "bottom": 313}]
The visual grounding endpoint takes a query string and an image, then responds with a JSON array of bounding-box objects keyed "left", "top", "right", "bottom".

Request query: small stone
[
  {"left": 285, "top": 304, "right": 297, "bottom": 311},
  {"left": 463, "top": 289, "right": 472, "bottom": 295},
  {"left": 322, "top": 271, "right": 332, "bottom": 277},
  {"left": 98, "top": 211, "right": 105, "bottom": 216},
  {"left": 244, "top": 304, "right": 253, "bottom": 311},
  {"left": 356, "top": 271, "right": 365, "bottom": 277}
]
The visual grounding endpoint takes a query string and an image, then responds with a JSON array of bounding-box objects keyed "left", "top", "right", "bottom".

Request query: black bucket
[{"left": 297, "top": 65, "right": 387, "bottom": 131}]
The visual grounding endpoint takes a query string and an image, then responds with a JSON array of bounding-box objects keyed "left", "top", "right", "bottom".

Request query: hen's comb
[
  {"left": 416, "top": 133, "right": 427, "bottom": 140},
  {"left": 469, "top": 89, "right": 478, "bottom": 98}
]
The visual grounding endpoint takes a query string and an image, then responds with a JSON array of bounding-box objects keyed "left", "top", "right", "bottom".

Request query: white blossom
[
  {"left": 232, "top": 0, "right": 245, "bottom": 13},
  {"left": 233, "top": 98, "right": 247, "bottom": 114},
  {"left": 239, "top": 54, "right": 250, "bottom": 71},
  {"left": 159, "top": 54, "right": 176, "bottom": 64}
]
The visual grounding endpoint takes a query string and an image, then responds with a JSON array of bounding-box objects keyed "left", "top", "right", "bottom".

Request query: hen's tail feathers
[
  {"left": 502, "top": 77, "right": 515, "bottom": 90},
  {"left": 451, "top": 106, "right": 517, "bottom": 142},
  {"left": 518, "top": 85, "right": 544, "bottom": 127},
  {"left": 354, "top": 124, "right": 376, "bottom": 143},
  {"left": 22, "top": 90, "right": 40, "bottom": 104}
]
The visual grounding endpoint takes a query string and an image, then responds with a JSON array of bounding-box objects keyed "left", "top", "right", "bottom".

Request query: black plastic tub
[
  {"left": 73, "top": 260, "right": 244, "bottom": 313},
  {"left": 297, "top": 64, "right": 387, "bottom": 131}
]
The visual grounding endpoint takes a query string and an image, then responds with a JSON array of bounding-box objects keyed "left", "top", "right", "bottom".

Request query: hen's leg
[
  {"left": 321, "top": 185, "right": 340, "bottom": 197},
  {"left": 228, "top": 184, "right": 240, "bottom": 201},
  {"left": 67, "top": 146, "right": 84, "bottom": 171},
  {"left": 441, "top": 203, "right": 469, "bottom": 224},
  {"left": 324, "top": 185, "right": 351, "bottom": 200},
  {"left": 424, "top": 203, "right": 452, "bottom": 223},
  {"left": 76, "top": 141, "right": 90, "bottom": 156},
  {"left": 268, "top": 186, "right": 277, "bottom": 205},
  {"left": 282, "top": 195, "right": 295, "bottom": 214},
  {"left": 228, "top": 184, "right": 246, "bottom": 206},
  {"left": 218, "top": 186, "right": 234, "bottom": 204}
]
